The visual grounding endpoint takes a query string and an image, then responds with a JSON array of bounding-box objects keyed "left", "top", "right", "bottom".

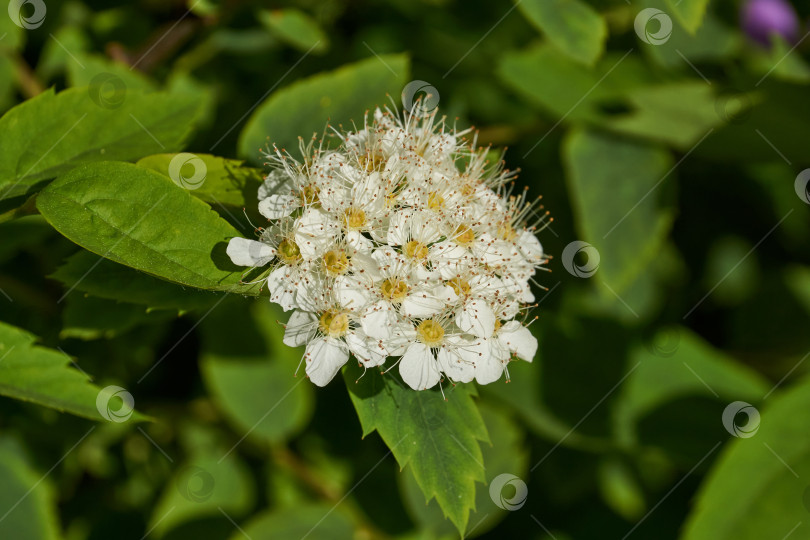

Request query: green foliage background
[{"left": 1, "top": 0, "right": 810, "bottom": 538}]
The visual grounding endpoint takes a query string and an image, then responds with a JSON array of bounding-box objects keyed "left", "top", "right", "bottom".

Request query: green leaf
[
  {"left": 613, "top": 328, "right": 769, "bottom": 448},
  {"left": 37, "top": 161, "right": 261, "bottom": 294},
  {"left": 517, "top": 0, "right": 607, "bottom": 65},
  {"left": 563, "top": 128, "right": 674, "bottom": 295},
  {"left": 665, "top": 0, "right": 709, "bottom": 34},
  {"left": 400, "top": 402, "right": 530, "bottom": 537},
  {"left": 149, "top": 443, "right": 255, "bottom": 537},
  {"left": 0, "top": 437, "right": 60, "bottom": 540},
  {"left": 681, "top": 377, "right": 810, "bottom": 540},
  {"left": 606, "top": 82, "right": 723, "bottom": 148},
  {"left": 51, "top": 250, "right": 221, "bottom": 312},
  {"left": 0, "top": 320, "right": 143, "bottom": 421},
  {"left": 498, "top": 44, "right": 723, "bottom": 148},
  {"left": 258, "top": 9, "right": 329, "bottom": 54},
  {"left": 232, "top": 504, "right": 354, "bottom": 540},
  {"left": 642, "top": 9, "right": 740, "bottom": 68},
  {"left": 66, "top": 53, "right": 156, "bottom": 91},
  {"left": 61, "top": 294, "right": 176, "bottom": 340},
  {"left": 136, "top": 153, "right": 264, "bottom": 209},
  {"left": 0, "top": 87, "right": 203, "bottom": 201},
  {"left": 200, "top": 300, "right": 314, "bottom": 444},
  {"left": 597, "top": 456, "right": 646, "bottom": 521},
  {"left": 343, "top": 364, "right": 489, "bottom": 534},
  {"left": 238, "top": 54, "right": 409, "bottom": 163}
]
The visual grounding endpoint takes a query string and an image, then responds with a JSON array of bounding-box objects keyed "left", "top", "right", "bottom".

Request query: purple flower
[{"left": 741, "top": 0, "right": 800, "bottom": 47}]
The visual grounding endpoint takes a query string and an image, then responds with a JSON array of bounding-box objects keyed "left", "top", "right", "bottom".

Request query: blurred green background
[{"left": 2, "top": 0, "right": 810, "bottom": 538}]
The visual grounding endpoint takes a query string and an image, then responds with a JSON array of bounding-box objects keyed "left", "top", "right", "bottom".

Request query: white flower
[{"left": 226, "top": 106, "right": 549, "bottom": 389}]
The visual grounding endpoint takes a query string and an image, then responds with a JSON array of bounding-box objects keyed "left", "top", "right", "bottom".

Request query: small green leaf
[
  {"left": 200, "top": 300, "right": 313, "bottom": 444},
  {"left": 517, "top": 0, "right": 608, "bottom": 65},
  {"left": 51, "top": 250, "right": 221, "bottom": 312},
  {"left": 665, "top": 0, "right": 709, "bottom": 34},
  {"left": 258, "top": 9, "right": 329, "bottom": 54},
  {"left": 239, "top": 54, "right": 409, "bottom": 163},
  {"left": 682, "top": 377, "right": 810, "bottom": 540},
  {"left": 343, "top": 364, "right": 488, "bottom": 534},
  {"left": 136, "top": 153, "right": 264, "bottom": 209},
  {"left": 0, "top": 87, "right": 203, "bottom": 201},
  {"left": 149, "top": 444, "right": 255, "bottom": 537},
  {"left": 0, "top": 437, "right": 61, "bottom": 540},
  {"left": 613, "top": 327, "right": 770, "bottom": 448},
  {"left": 400, "top": 402, "right": 530, "bottom": 537},
  {"left": 232, "top": 504, "right": 354, "bottom": 540},
  {"left": 0, "top": 320, "right": 144, "bottom": 421},
  {"left": 563, "top": 128, "right": 674, "bottom": 295},
  {"left": 37, "top": 161, "right": 261, "bottom": 294},
  {"left": 598, "top": 456, "right": 646, "bottom": 521}
]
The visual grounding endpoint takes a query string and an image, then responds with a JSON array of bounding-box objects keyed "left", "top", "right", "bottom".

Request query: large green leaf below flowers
[
  {"left": 37, "top": 161, "right": 262, "bottom": 295},
  {"left": 343, "top": 363, "right": 489, "bottom": 535}
]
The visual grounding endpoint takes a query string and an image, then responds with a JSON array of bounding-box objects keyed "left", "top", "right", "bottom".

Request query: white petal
[
  {"left": 472, "top": 339, "right": 507, "bottom": 385},
  {"left": 386, "top": 209, "right": 412, "bottom": 246},
  {"left": 336, "top": 275, "right": 372, "bottom": 312},
  {"left": 360, "top": 301, "right": 400, "bottom": 340},
  {"left": 283, "top": 310, "right": 316, "bottom": 347},
  {"left": 226, "top": 238, "right": 276, "bottom": 267},
  {"left": 498, "top": 321, "right": 538, "bottom": 361},
  {"left": 401, "top": 290, "right": 445, "bottom": 318},
  {"left": 257, "top": 170, "right": 290, "bottom": 200},
  {"left": 518, "top": 229, "right": 544, "bottom": 262},
  {"left": 259, "top": 194, "right": 299, "bottom": 219},
  {"left": 346, "top": 331, "right": 387, "bottom": 367},
  {"left": 267, "top": 266, "right": 297, "bottom": 311},
  {"left": 295, "top": 209, "right": 339, "bottom": 260},
  {"left": 399, "top": 343, "right": 441, "bottom": 390},
  {"left": 456, "top": 300, "right": 496, "bottom": 338},
  {"left": 437, "top": 344, "right": 475, "bottom": 383},
  {"left": 305, "top": 337, "right": 349, "bottom": 386}
]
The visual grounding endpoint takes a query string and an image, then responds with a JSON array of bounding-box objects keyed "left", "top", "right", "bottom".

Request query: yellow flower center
[
  {"left": 323, "top": 250, "right": 350, "bottom": 275},
  {"left": 343, "top": 207, "right": 367, "bottom": 230},
  {"left": 427, "top": 191, "right": 445, "bottom": 210},
  {"left": 403, "top": 240, "right": 429, "bottom": 261},
  {"left": 359, "top": 151, "right": 385, "bottom": 172},
  {"left": 299, "top": 185, "right": 319, "bottom": 206},
  {"left": 448, "top": 277, "right": 471, "bottom": 297},
  {"left": 380, "top": 278, "right": 409, "bottom": 303},
  {"left": 498, "top": 222, "right": 517, "bottom": 241},
  {"left": 277, "top": 238, "right": 302, "bottom": 265},
  {"left": 453, "top": 225, "right": 475, "bottom": 246},
  {"left": 318, "top": 310, "right": 350, "bottom": 338},
  {"left": 494, "top": 319, "right": 502, "bottom": 333},
  {"left": 416, "top": 319, "right": 445, "bottom": 347}
]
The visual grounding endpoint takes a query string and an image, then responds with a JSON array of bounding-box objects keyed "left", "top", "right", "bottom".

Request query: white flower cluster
[{"left": 227, "top": 108, "right": 548, "bottom": 390}]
